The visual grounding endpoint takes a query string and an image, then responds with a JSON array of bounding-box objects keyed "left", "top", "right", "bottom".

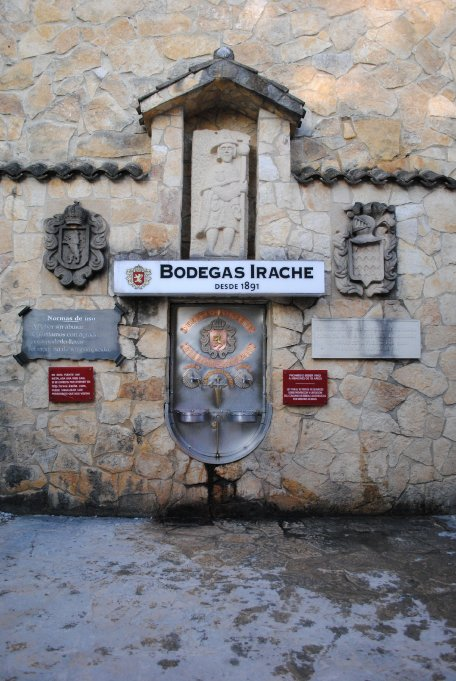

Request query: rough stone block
[
  {"left": 397, "top": 393, "right": 428, "bottom": 437},
  {"left": 49, "top": 411, "right": 97, "bottom": 445},
  {"left": 131, "top": 401, "right": 163, "bottom": 436},
  {"left": 424, "top": 192, "right": 456, "bottom": 234},
  {"left": 137, "top": 327, "right": 168, "bottom": 359},
  {"left": 364, "top": 381, "right": 410, "bottom": 413},
  {"left": 99, "top": 400, "right": 131, "bottom": 425},
  {"left": 393, "top": 365, "right": 448, "bottom": 397},
  {"left": 0, "top": 62, "right": 34, "bottom": 90},
  {"left": 315, "top": 398, "right": 360, "bottom": 430},
  {"left": 354, "top": 118, "right": 401, "bottom": 161},
  {"left": 339, "top": 375, "right": 372, "bottom": 405},
  {"left": 94, "top": 425, "right": 135, "bottom": 458}
]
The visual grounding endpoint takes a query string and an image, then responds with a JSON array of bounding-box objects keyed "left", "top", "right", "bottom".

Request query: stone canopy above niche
[
  {"left": 137, "top": 47, "right": 305, "bottom": 134},
  {"left": 137, "top": 48, "right": 305, "bottom": 260}
]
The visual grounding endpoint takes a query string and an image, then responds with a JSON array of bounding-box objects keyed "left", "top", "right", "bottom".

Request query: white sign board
[
  {"left": 113, "top": 260, "right": 325, "bottom": 297},
  {"left": 312, "top": 319, "right": 421, "bottom": 359}
]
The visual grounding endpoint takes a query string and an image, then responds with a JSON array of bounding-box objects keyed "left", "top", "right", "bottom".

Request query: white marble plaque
[{"left": 312, "top": 319, "right": 421, "bottom": 359}]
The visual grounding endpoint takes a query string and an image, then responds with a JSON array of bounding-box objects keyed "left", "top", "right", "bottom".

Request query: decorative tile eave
[
  {"left": 138, "top": 50, "right": 305, "bottom": 134},
  {"left": 293, "top": 166, "right": 456, "bottom": 190},
  {"left": 1, "top": 161, "right": 454, "bottom": 192},
  {"left": 0, "top": 162, "right": 148, "bottom": 182}
]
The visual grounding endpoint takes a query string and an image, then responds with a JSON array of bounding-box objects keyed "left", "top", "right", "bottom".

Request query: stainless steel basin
[{"left": 174, "top": 409, "right": 208, "bottom": 423}]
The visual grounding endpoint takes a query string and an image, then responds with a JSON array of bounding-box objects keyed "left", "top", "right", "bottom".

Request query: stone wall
[
  {"left": 1, "top": 1, "right": 455, "bottom": 175},
  {"left": 1, "top": 173, "right": 455, "bottom": 515},
  {"left": 261, "top": 180, "right": 456, "bottom": 514},
  {"left": 0, "top": 0, "right": 455, "bottom": 516}
]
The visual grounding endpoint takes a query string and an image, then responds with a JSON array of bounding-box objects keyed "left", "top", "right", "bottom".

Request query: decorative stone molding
[
  {"left": 0, "top": 162, "right": 147, "bottom": 182},
  {"left": 334, "top": 202, "right": 397, "bottom": 297},
  {"left": 2, "top": 161, "right": 454, "bottom": 191},
  {"left": 43, "top": 202, "right": 108, "bottom": 288},
  {"left": 293, "top": 166, "right": 456, "bottom": 190}
]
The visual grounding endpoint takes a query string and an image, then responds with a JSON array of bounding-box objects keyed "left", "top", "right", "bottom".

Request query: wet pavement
[{"left": 1, "top": 514, "right": 456, "bottom": 681}]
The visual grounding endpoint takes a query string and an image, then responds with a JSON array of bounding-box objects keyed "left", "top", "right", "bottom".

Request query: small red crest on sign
[
  {"left": 133, "top": 269, "right": 145, "bottom": 286},
  {"left": 126, "top": 264, "right": 152, "bottom": 289}
]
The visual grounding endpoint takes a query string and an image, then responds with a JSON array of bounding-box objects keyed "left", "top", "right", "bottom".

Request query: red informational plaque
[
  {"left": 283, "top": 369, "right": 328, "bottom": 406},
  {"left": 49, "top": 367, "right": 95, "bottom": 403}
]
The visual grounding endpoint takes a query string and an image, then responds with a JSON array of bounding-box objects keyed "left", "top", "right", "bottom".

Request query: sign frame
[
  {"left": 49, "top": 366, "right": 95, "bottom": 403},
  {"left": 113, "top": 260, "right": 325, "bottom": 297},
  {"left": 283, "top": 369, "right": 328, "bottom": 406}
]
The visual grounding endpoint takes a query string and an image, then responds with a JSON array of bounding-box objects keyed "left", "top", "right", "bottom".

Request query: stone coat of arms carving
[
  {"left": 334, "top": 202, "right": 397, "bottom": 297},
  {"left": 43, "top": 202, "right": 108, "bottom": 287}
]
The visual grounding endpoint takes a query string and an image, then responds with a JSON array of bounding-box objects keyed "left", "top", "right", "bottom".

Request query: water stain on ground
[{"left": 0, "top": 513, "right": 455, "bottom": 680}]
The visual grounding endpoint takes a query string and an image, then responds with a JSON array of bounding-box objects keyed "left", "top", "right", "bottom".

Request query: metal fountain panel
[{"left": 166, "top": 304, "right": 271, "bottom": 465}]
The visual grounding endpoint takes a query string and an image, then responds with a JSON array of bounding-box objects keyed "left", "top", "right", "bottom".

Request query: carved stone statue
[
  {"left": 191, "top": 129, "right": 250, "bottom": 258},
  {"left": 334, "top": 202, "right": 397, "bottom": 297},
  {"left": 43, "top": 201, "right": 108, "bottom": 287}
]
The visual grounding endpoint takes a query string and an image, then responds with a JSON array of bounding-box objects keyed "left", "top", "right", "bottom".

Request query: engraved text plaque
[
  {"left": 312, "top": 319, "right": 421, "bottom": 359},
  {"left": 49, "top": 367, "right": 95, "bottom": 402},
  {"left": 283, "top": 370, "right": 328, "bottom": 406},
  {"left": 21, "top": 308, "right": 121, "bottom": 361}
]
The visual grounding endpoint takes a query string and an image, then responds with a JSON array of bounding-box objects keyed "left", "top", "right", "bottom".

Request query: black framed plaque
[{"left": 18, "top": 308, "right": 122, "bottom": 361}]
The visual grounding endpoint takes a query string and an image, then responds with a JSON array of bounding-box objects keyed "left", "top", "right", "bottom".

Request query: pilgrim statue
[{"left": 191, "top": 129, "right": 250, "bottom": 258}]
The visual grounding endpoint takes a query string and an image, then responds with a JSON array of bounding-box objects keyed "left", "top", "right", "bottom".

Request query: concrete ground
[{"left": 1, "top": 513, "right": 456, "bottom": 681}]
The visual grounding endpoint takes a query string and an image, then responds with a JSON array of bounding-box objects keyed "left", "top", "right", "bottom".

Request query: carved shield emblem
[
  {"left": 58, "top": 226, "right": 90, "bottom": 270},
  {"left": 43, "top": 201, "right": 108, "bottom": 288},
  {"left": 334, "top": 202, "right": 397, "bottom": 297},
  {"left": 348, "top": 237, "right": 385, "bottom": 287},
  {"left": 200, "top": 318, "right": 236, "bottom": 359}
]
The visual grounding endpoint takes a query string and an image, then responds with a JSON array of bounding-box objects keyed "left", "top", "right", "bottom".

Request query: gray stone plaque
[
  {"left": 20, "top": 308, "right": 122, "bottom": 361},
  {"left": 312, "top": 319, "right": 421, "bottom": 359}
]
